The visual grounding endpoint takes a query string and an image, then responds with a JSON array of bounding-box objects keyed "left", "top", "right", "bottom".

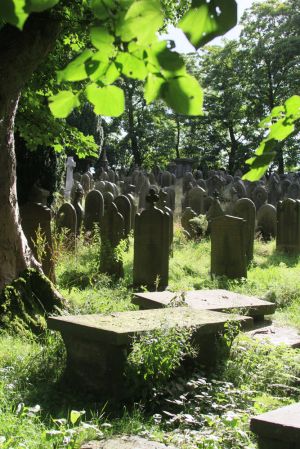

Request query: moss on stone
[{"left": 0, "top": 269, "right": 65, "bottom": 336}]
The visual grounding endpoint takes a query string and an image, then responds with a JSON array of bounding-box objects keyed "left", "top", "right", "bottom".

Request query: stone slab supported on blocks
[
  {"left": 132, "top": 289, "right": 275, "bottom": 321},
  {"left": 48, "top": 308, "right": 252, "bottom": 397},
  {"left": 250, "top": 402, "right": 300, "bottom": 449},
  {"left": 81, "top": 436, "right": 178, "bottom": 449}
]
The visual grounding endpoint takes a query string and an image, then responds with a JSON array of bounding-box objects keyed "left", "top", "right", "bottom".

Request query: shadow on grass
[{"left": 259, "top": 249, "right": 300, "bottom": 269}]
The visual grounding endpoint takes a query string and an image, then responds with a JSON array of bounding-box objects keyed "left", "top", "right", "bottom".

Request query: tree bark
[
  {"left": 228, "top": 124, "right": 238, "bottom": 174},
  {"left": 175, "top": 115, "right": 180, "bottom": 159},
  {"left": 127, "top": 84, "right": 142, "bottom": 166},
  {"left": 0, "top": 14, "right": 61, "bottom": 290}
]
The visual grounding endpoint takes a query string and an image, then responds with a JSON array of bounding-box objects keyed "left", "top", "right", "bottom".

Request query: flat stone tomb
[
  {"left": 250, "top": 402, "right": 300, "bottom": 449},
  {"left": 132, "top": 289, "right": 275, "bottom": 320},
  {"left": 48, "top": 308, "right": 252, "bottom": 396}
]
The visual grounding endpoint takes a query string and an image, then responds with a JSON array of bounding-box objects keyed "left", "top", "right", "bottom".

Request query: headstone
[
  {"left": 182, "top": 172, "right": 195, "bottom": 194},
  {"left": 233, "top": 198, "right": 256, "bottom": 263},
  {"left": 161, "top": 171, "right": 172, "bottom": 188},
  {"left": 81, "top": 173, "right": 91, "bottom": 195},
  {"left": 84, "top": 190, "right": 104, "bottom": 232},
  {"left": 206, "top": 193, "right": 224, "bottom": 234},
  {"left": 126, "top": 192, "right": 137, "bottom": 230},
  {"left": 64, "top": 156, "right": 76, "bottom": 200},
  {"left": 100, "top": 202, "right": 125, "bottom": 278},
  {"left": 133, "top": 189, "right": 170, "bottom": 291},
  {"left": 56, "top": 203, "right": 77, "bottom": 249},
  {"left": 72, "top": 185, "right": 84, "bottom": 234},
  {"left": 287, "top": 182, "right": 300, "bottom": 200},
  {"left": 252, "top": 185, "right": 268, "bottom": 211},
  {"left": 211, "top": 215, "right": 247, "bottom": 279},
  {"left": 20, "top": 201, "right": 55, "bottom": 283},
  {"left": 277, "top": 198, "right": 300, "bottom": 253},
  {"left": 157, "top": 190, "right": 173, "bottom": 252},
  {"left": 186, "top": 186, "right": 206, "bottom": 215},
  {"left": 181, "top": 207, "right": 197, "bottom": 239},
  {"left": 115, "top": 195, "right": 132, "bottom": 239},
  {"left": 257, "top": 204, "right": 277, "bottom": 241}
]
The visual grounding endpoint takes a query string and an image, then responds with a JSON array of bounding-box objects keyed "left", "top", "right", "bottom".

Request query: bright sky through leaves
[{"left": 161, "top": 0, "right": 264, "bottom": 53}]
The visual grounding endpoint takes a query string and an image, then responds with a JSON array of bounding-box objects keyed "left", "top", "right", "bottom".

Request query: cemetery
[{"left": 0, "top": 1, "right": 300, "bottom": 449}]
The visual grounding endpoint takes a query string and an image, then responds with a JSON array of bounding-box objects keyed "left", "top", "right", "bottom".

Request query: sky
[{"left": 160, "top": 0, "right": 263, "bottom": 53}]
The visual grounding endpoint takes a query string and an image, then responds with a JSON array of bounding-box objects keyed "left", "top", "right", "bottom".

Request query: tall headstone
[
  {"left": 84, "top": 190, "right": 104, "bottom": 232},
  {"left": 72, "top": 185, "right": 84, "bottom": 234},
  {"left": 186, "top": 186, "right": 206, "bottom": 215},
  {"left": 277, "top": 199, "right": 300, "bottom": 253},
  {"left": 133, "top": 190, "right": 170, "bottom": 291},
  {"left": 233, "top": 198, "right": 256, "bottom": 263},
  {"left": 100, "top": 202, "right": 125, "bottom": 278},
  {"left": 211, "top": 215, "right": 247, "bottom": 279},
  {"left": 56, "top": 203, "right": 77, "bottom": 249},
  {"left": 115, "top": 195, "right": 132, "bottom": 239},
  {"left": 81, "top": 173, "right": 91, "bottom": 196},
  {"left": 256, "top": 204, "right": 277, "bottom": 241},
  {"left": 20, "top": 201, "right": 55, "bottom": 283}
]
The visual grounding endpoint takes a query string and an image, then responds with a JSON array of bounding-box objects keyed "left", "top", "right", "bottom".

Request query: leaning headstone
[
  {"left": 257, "top": 204, "right": 277, "bottom": 241},
  {"left": 100, "top": 202, "right": 125, "bottom": 278},
  {"left": 115, "top": 195, "right": 132, "bottom": 239},
  {"left": 233, "top": 198, "right": 256, "bottom": 263},
  {"left": 133, "top": 189, "right": 170, "bottom": 291},
  {"left": 277, "top": 198, "right": 300, "bottom": 253},
  {"left": 20, "top": 201, "right": 55, "bottom": 283},
  {"left": 211, "top": 215, "right": 247, "bottom": 279},
  {"left": 84, "top": 190, "right": 104, "bottom": 232}
]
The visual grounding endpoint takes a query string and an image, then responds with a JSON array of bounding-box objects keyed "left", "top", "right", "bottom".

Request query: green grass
[{"left": 0, "top": 226, "right": 300, "bottom": 448}]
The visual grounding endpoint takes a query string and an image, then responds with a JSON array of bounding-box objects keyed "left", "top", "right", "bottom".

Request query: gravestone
[
  {"left": 211, "top": 215, "right": 247, "bottom": 279},
  {"left": 81, "top": 173, "right": 91, "bottom": 195},
  {"left": 20, "top": 201, "right": 55, "bottom": 283},
  {"left": 181, "top": 207, "right": 197, "bottom": 239},
  {"left": 64, "top": 156, "right": 76, "bottom": 199},
  {"left": 84, "top": 190, "right": 104, "bottom": 232},
  {"left": 257, "top": 204, "right": 277, "bottom": 241},
  {"left": 126, "top": 192, "right": 137, "bottom": 230},
  {"left": 72, "top": 185, "right": 84, "bottom": 234},
  {"left": 157, "top": 190, "right": 173, "bottom": 252},
  {"left": 163, "top": 186, "right": 175, "bottom": 210},
  {"left": 114, "top": 195, "right": 132, "bottom": 239},
  {"left": 56, "top": 203, "right": 77, "bottom": 249},
  {"left": 287, "top": 182, "right": 300, "bottom": 200},
  {"left": 206, "top": 193, "right": 224, "bottom": 234},
  {"left": 161, "top": 171, "right": 172, "bottom": 188},
  {"left": 252, "top": 185, "right": 268, "bottom": 211},
  {"left": 138, "top": 177, "right": 150, "bottom": 210},
  {"left": 100, "top": 201, "right": 125, "bottom": 278},
  {"left": 277, "top": 198, "right": 300, "bottom": 253},
  {"left": 186, "top": 186, "right": 206, "bottom": 215},
  {"left": 233, "top": 198, "right": 256, "bottom": 263},
  {"left": 133, "top": 190, "right": 170, "bottom": 291},
  {"left": 182, "top": 172, "right": 195, "bottom": 194}
]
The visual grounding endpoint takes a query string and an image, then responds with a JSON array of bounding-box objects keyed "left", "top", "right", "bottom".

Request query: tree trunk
[
  {"left": 0, "top": 15, "right": 60, "bottom": 290},
  {"left": 228, "top": 124, "right": 238, "bottom": 175},
  {"left": 127, "top": 84, "right": 142, "bottom": 166},
  {"left": 175, "top": 115, "right": 180, "bottom": 159}
]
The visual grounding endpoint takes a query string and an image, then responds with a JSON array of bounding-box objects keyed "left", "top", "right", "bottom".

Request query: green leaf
[
  {"left": 161, "top": 75, "right": 203, "bottom": 116},
  {"left": 0, "top": 0, "right": 28, "bottom": 29},
  {"left": 87, "top": 54, "right": 120, "bottom": 83},
  {"left": 267, "top": 119, "right": 294, "bottom": 141},
  {"left": 89, "top": 0, "right": 114, "bottom": 19},
  {"left": 90, "top": 27, "right": 115, "bottom": 59},
  {"left": 85, "top": 83, "right": 125, "bottom": 116},
  {"left": 49, "top": 91, "right": 80, "bottom": 118},
  {"left": 144, "top": 73, "right": 165, "bottom": 103},
  {"left": 25, "top": 0, "right": 59, "bottom": 13},
  {"left": 179, "top": 0, "right": 237, "bottom": 49},
  {"left": 285, "top": 95, "right": 300, "bottom": 120},
  {"left": 115, "top": 52, "right": 147, "bottom": 80},
  {"left": 117, "top": 0, "right": 163, "bottom": 44},
  {"left": 57, "top": 49, "right": 94, "bottom": 83},
  {"left": 70, "top": 410, "right": 85, "bottom": 425}
]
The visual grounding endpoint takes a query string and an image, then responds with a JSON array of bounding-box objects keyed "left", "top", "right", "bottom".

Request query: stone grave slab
[
  {"left": 250, "top": 402, "right": 300, "bottom": 449},
  {"left": 81, "top": 436, "right": 177, "bottom": 449},
  {"left": 246, "top": 324, "right": 300, "bottom": 348},
  {"left": 48, "top": 308, "right": 252, "bottom": 396},
  {"left": 132, "top": 289, "right": 275, "bottom": 320}
]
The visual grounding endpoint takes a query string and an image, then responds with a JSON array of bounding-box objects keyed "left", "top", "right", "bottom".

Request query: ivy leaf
[
  {"left": 85, "top": 83, "right": 125, "bottom": 116},
  {"left": 0, "top": 0, "right": 28, "bottom": 29},
  {"left": 115, "top": 52, "right": 147, "bottom": 80},
  {"left": 161, "top": 75, "right": 203, "bottom": 116},
  {"left": 117, "top": 0, "right": 163, "bottom": 44},
  {"left": 49, "top": 91, "right": 80, "bottom": 118},
  {"left": 144, "top": 73, "right": 165, "bottom": 104},
  {"left": 25, "top": 0, "right": 60, "bottom": 13},
  {"left": 57, "top": 49, "right": 94, "bottom": 83},
  {"left": 179, "top": 0, "right": 237, "bottom": 49}
]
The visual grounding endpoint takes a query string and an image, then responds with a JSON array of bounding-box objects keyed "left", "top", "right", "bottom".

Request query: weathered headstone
[
  {"left": 64, "top": 156, "right": 76, "bottom": 199},
  {"left": 277, "top": 198, "right": 300, "bottom": 253},
  {"left": 84, "top": 190, "right": 104, "bottom": 232},
  {"left": 133, "top": 190, "right": 170, "bottom": 291},
  {"left": 257, "top": 204, "right": 277, "bottom": 241},
  {"left": 233, "top": 198, "right": 256, "bottom": 263},
  {"left": 211, "top": 215, "right": 247, "bottom": 279},
  {"left": 20, "top": 201, "right": 55, "bottom": 283},
  {"left": 72, "top": 185, "right": 84, "bottom": 234},
  {"left": 252, "top": 185, "right": 268, "bottom": 211},
  {"left": 81, "top": 173, "right": 91, "bottom": 195},
  {"left": 100, "top": 201, "right": 125, "bottom": 278},
  {"left": 56, "top": 203, "right": 77, "bottom": 249},
  {"left": 181, "top": 207, "right": 197, "bottom": 239},
  {"left": 114, "top": 195, "right": 132, "bottom": 239},
  {"left": 186, "top": 186, "right": 206, "bottom": 215}
]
